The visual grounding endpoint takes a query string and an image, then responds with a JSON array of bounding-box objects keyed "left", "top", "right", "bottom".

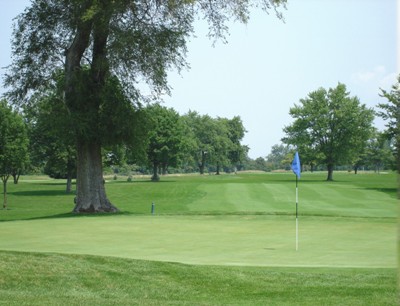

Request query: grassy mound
[{"left": 0, "top": 251, "right": 396, "bottom": 305}]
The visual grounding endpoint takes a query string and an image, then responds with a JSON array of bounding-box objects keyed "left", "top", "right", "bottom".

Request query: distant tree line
[
  {"left": 3, "top": 92, "right": 249, "bottom": 189},
  {"left": 0, "top": 78, "right": 398, "bottom": 209}
]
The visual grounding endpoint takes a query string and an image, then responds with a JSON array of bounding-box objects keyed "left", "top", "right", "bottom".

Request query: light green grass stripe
[
  {"left": 0, "top": 215, "right": 395, "bottom": 268},
  {"left": 296, "top": 182, "right": 396, "bottom": 218}
]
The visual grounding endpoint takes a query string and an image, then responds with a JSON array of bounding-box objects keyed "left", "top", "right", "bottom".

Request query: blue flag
[{"left": 291, "top": 152, "right": 301, "bottom": 179}]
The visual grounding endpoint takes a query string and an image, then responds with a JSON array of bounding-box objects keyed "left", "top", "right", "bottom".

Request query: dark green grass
[
  {"left": 2, "top": 171, "right": 397, "bottom": 221},
  {"left": 0, "top": 251, "right": 396, "bottom": 306}
]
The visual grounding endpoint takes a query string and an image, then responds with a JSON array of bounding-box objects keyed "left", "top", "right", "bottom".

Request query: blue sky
[{"left": 1, "top": 0, "right": 398, "bottom": 158}]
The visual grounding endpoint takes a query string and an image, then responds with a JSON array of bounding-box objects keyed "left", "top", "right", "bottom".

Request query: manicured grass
[
  {"left": 0, "top": 251, "right": 396, "bottom": 305},
  {"left": 0, "top": 215, "right": 396, "bottom": 267},
  {"left": 0, "top": 171, "right": 397, "bottom": 304},
  {"left": 2, "top": 171, "right": 396, "bottom": 220}
]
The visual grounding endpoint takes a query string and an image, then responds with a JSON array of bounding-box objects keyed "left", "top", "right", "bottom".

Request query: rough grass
[{"left": 0, "top": 251, "right": 396, "bottom": 306}]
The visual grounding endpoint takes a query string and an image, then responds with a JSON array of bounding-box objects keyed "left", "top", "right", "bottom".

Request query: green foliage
[
  {"left": 5, "top": 0, "right": 286, "bottom": 103},
  {"left": 24, "top": 86, "right": 76, "bottom": 182},
  {"left": 144, "top": 104, "right": 188, "bottom": 180},
  {"left": 182, "top": 111, "right": 247, "bottom": 174},
  {"left": 283, "top": 83, "right": 375, "bottom": 180},
  {"left": 364, "top": 130, "right": 395, "bottom": 172},
  {"left": 98, "top": 76, "right": 148, "bottom": 148},
  {"left": 0, "top": 100, "right": 29, "bottom": 176},
  {"left": 222, "top": 116, "right": 248, "bottom": 167},
  {"left": 266, "top": 144, "right": 292, "bottom": 170},
  {"left": 4, "top": 0, "right": 286, "bottom": 209},
  {"left": 0, "top": 100, "right": 29, "bottom": 207},
  {"left": 377, "top": 75, "right": 400, "bottom": 171}
]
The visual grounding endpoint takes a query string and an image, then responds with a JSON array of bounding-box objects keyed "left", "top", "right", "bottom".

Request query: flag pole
[
  {"left": 295, "top": 175, "right": 298, "bottom": 251},
  {"left": 291, "top": 151, "right": 300, "bottom": 252}
]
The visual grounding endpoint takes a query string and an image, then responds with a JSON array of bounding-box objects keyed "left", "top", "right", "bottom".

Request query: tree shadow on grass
[
  {"left": 361, "top": 187, "right": 397, "bottom": 199},
  {"left": 0, "top": 210, "right": 138, "bottom": 222},
  {"left": 10, "top": 190, "right": 75, "bottom": 197},
  {"left": 34, "top": 182, "right": 75, "bottom": 186},
  {"left": 265, "top": 179, "right": 347, "bottom": 184},
  {"left": 113, "top": 180, "right": 177, "bottom": 184}
]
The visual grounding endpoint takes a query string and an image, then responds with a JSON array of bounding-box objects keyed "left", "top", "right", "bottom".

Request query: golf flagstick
[
  {"left": 295, "top": 176, "right": 298, "bottom": 251},
  {"left": 291, "top": 152, "right": 301, "bottom": 251}
]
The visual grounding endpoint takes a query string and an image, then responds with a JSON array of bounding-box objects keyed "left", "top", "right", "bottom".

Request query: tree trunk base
[
  {"left": 151, "top": 175, "right": 160, "bottom": 182},
  {"left": 74, "top": 141, "right": 119, "bottom": 214},
  {"left": 73, "top": 200, "right": 118, "bottom": 213}
]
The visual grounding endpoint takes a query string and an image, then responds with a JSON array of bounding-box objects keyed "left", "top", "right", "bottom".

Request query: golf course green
[{"left": 0, "top": 171, "right": 397, "bottom": 304}]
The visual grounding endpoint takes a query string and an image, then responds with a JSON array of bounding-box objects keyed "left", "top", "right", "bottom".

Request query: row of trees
[
  {"left": 143, "top": 106, "right": 248, "bottom": 181},
  {"left": 261, "top": 129, "right": 394, "bottom": 174},
  {"left": 1, "top": 80, "right": 398, "bottom": 209},
  {"left": 0, "top": 95, "right": 248, "bottom": 187}
]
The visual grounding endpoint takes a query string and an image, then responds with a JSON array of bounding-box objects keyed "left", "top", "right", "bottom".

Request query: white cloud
[{"left": 351, "top": 65, "right": 388, "bottom": 84}]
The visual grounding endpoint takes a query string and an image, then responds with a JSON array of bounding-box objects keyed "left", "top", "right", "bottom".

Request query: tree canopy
[
  {"left": 377, "top": 75, "right": 400, "bottom": 172},
  {"left": 144, "top": 104, "right": 188, "bottom": 181},
  {"left": 282, "top": 83, "right": 374, "bottom": 181},
  {"left": 0, "top": 100, "right": 29, "bottom": 209}
]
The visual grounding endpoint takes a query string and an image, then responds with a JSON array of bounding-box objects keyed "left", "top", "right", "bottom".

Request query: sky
[{"left": 0, "top": 0, "right": 398, "bottom": 159}]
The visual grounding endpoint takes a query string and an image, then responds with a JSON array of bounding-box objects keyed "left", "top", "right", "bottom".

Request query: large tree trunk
[
  {"left": 65, "top": 3, "right": 116, "bottom": 213},
  {"left": 73, "top": 140, "right": 117, "bottom": 213}
]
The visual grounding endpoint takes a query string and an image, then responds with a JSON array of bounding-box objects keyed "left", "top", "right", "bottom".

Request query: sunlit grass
[
  {"left": 0, "top": 251, "right": 396, "bottom": 305},
  {"left": 0, "top": 171, "right": 397, "bottom": 305}
]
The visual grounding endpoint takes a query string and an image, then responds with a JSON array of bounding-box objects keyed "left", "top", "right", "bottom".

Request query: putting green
[{"left": 0, "top": 215, "right": 395, "bottom": 267}]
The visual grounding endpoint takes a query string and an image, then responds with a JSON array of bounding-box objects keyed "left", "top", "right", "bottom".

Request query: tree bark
[
  {"left": 66, "top": 153, "right": 74, "bottom": 193},
  {"left": 12, "top": 170, "right": 20, "bottom": 184},
  {"left": 65, "top": 3, "right": 118, "bottom": 213},
  {"left": 199, "top": 163, "right": 205, "bottom": 175},
  {"left": 73, "top": 140, "right": 117, "bottom": 213},
  {"left": 327, "top": 164, "right": 334, "bottom": 181},
  {"left": 66, "top": 173, "right": 72, "bottom": 194},
  {"left": 2, "top": 175, "right": 9, "bottom": 209},
  {"left": 199, "top": 151, "right": 207, "bottom": 174},
  {"left": 161, "top": 163, "right": 168, "bottom": 175},
  {"left": 151, "top": 162, "right": 160, "bottom": 182}
]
